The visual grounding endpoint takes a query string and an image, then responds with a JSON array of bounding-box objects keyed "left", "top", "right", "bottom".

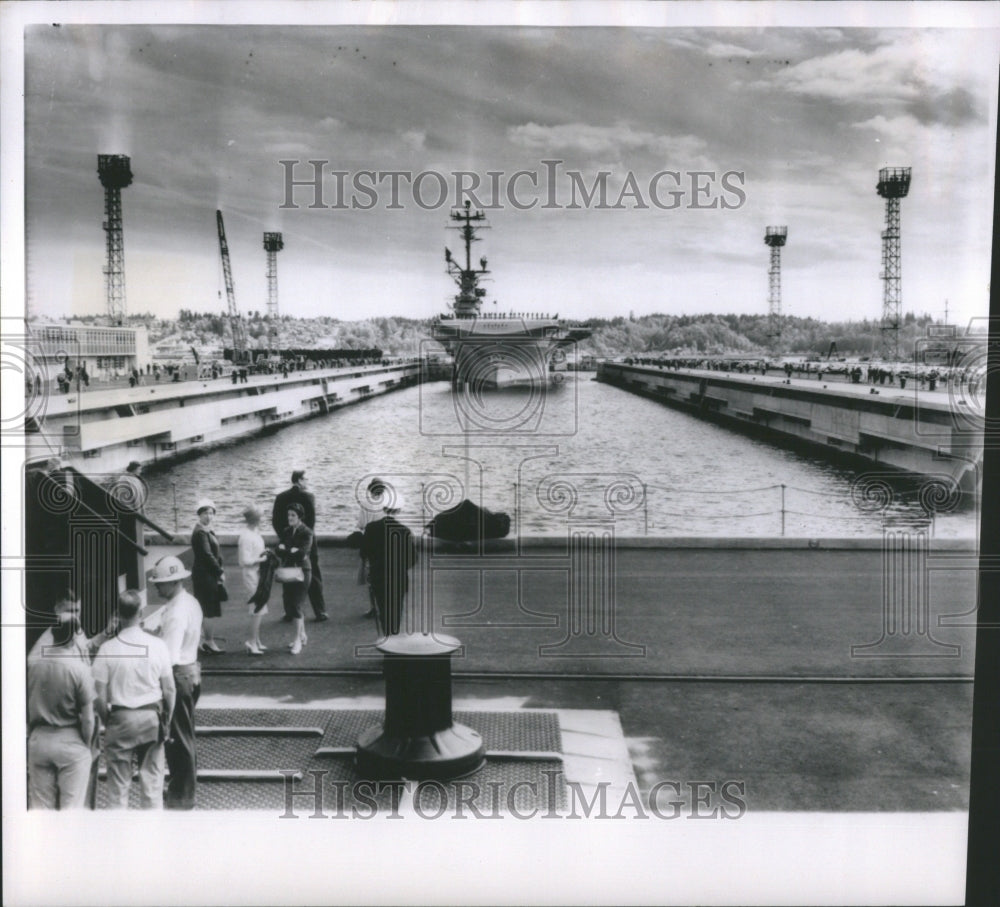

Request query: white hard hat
[
  {"left": 149, "top": 555, "right": 191, "bottom": 582},
  {"left": 196, "top": 498, "right": 216, "bottom": 514}
]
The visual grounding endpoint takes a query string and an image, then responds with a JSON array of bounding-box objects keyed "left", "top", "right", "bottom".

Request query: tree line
[{"left": 36, "top": 310, "right": 952, "bottom": 358}]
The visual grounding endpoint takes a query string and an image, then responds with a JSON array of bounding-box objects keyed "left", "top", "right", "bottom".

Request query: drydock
[
  {"left": 598, "top": 361, "right": 984, "bottom": 491},
  {"left": 27, "top": 361, "right": 423, "bottom": 475}
]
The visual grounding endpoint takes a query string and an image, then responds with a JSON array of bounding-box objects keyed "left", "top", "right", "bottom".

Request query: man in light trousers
[
  {"left": 93, "top": 590, "right": 176, "bottom": 809},
  {"left": 144, "top": 555, "right": 203, "bottom": 809},
  {"left": 26, "top": 606, "right": 96, "bottom": 809}
]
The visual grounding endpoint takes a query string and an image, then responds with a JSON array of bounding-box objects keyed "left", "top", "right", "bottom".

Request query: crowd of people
[
  {"left": 25, "top": 468, "right": 416, "bottom": 810},
  {"left": 184, "top": 469, "right": 417, "bottom": 659},
  {"left": 620, "top": 355, "right": 978, "bottom": 393},
  {"left": 42, "top": 354, "right": 424, "bottom": 396}
]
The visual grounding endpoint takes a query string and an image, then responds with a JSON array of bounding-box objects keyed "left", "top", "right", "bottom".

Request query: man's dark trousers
[
  {"left": 165, "top": 666, "right": 200, "bottom": 809},
  {"left": 308, "top": 545, "right": 326, "bottom": 619}
]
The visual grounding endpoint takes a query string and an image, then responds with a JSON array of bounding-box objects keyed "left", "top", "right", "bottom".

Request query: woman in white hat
[{"left": 191, "top": 498, "right": 225, "bottom": 654}]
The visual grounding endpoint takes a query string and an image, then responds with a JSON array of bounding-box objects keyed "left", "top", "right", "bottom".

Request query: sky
[{"left": 13, "top": 11, "right": 1000, "bottom": 327}]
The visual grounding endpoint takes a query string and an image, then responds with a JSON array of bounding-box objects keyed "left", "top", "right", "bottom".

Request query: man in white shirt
[
  {"left": 93, "top": 590, "right": 175, "bottom": 809},
  {"left": 26, "top": 612, "right": 96, "bottom": 809},
  {"left": 145, "top": 555, "right": 203, "bottom": 810}
]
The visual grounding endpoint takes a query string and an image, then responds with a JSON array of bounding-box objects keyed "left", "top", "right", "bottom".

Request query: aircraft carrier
[{"left": 431, "top": 202, "right": 591, "bottom": 390}]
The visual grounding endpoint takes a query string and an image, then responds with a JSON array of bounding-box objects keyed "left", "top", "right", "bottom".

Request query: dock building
[{"left": 30, "top": 321, "right": 150, "bottom": 387}]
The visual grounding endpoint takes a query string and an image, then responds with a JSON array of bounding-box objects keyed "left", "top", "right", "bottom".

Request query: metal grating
[
  {"left": 323, "top": 709, "right": 561, "bottom": 753},
  {"left": 197, "top": 709, "right": 332, "bottom": 729},
  {"left": 93, "top": 708, "right": 565, "bottom": 811},
  {"left": 197, "top": 735, "right": 319, "bottom": 771}
]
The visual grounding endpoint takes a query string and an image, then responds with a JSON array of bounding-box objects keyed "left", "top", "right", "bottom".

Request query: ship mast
[{"left": 444, "top": 201, "right": 489, "bottom": 317}]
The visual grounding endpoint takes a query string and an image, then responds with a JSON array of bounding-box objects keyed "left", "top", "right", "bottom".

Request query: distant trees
[{"left": 29, "top": 310, "right": 944, "bottom": 358}]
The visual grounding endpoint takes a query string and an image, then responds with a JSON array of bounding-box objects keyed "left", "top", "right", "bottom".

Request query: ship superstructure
[{"left": 432, "top": 202, "right": 590, "bottom": 390}]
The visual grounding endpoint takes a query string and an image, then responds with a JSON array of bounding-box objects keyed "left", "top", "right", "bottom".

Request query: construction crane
[{"left": 216, "top": 210, "right": 251, "bottom": 366}]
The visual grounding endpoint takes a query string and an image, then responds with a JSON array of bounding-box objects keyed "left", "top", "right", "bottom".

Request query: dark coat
[
  {"left": 191, "top": 522, "right": 225, "bottom": 610},
  {"left": 361, "top": 516, "right": 416, "bottom": 635},
  {"left": 277, "top": 523, "right": 314, "bottom": 568},
  {"left": 272, "top": 485, "right": 317, "bottom": 535},
  {"left": 360, "top": 516, "right": 416, "bottom": 593},
  {"left": 249, "top": 550, "right": 279, "bottom": 612}
]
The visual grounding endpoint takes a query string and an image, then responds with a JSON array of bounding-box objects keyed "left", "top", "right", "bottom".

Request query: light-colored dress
[{"left": 238, "top": 526, "right": 267, "bottom": 615}]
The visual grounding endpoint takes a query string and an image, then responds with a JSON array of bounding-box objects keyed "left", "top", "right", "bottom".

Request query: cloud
[
  {"left": 705, "top": 41, "right": 762, "bottom": 59},
  {"left": 400, "top": 129, "right": 426, "bottom": 151},
  {"left": 762, "top": 32, "right": 994, "bottom": 128},
  {"left": 507, "top": 121, "right": 705, "bottom": 161},
  {"left": 263, "top": 142, "right": 315, "bottom": 155}
]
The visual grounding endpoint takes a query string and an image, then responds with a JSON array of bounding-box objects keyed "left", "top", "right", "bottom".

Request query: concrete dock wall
[
  {"left": 32, "top": 361, "right": 424, "bottom": 475},
  {"left": 598, "top": 362, "right": 983, "bottom": 489}
]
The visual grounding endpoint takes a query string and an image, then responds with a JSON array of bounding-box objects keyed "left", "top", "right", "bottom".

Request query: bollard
[{"left": 356, "top": 632, "right": 485, "bottom": 781}]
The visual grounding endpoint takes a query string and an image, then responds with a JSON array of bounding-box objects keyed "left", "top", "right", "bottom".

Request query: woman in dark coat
[
  {"left": 192, "top": 498, "right": 226, "bottom": 653},
  {"left": 277, "top": 502, "right": 313, "bottom": 654}
]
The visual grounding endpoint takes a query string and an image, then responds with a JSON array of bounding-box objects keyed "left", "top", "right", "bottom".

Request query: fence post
[
  {"left": 780, "top": 484, "right": 786, "bottom": 537},
  {"left": 171, "top": 481, "right": 178, "bottom": 533},
  {"left": 513, "top": 482, "right": 518, "bottom": 539},
  {"left": 643, "top": 482, "right": 648, "bottom": 536}
]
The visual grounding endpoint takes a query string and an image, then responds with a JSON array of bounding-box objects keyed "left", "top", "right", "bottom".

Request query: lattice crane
[{"left": 216, "top": 210, "right": 250, "bottom": 365}]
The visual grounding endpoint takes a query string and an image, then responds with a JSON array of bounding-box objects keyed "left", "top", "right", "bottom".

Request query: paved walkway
[
  {"left": 162, "top": 542, "right": 978, "bottom": 812},
  {"left": 192, "top": 544, "right": 977, "bottom": 677}
]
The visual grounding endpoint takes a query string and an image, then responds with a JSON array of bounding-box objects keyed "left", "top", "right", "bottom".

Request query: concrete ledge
[
  {"left": 195, "top": 769, "right": 303, "bottom": 782},
  {"left": 98, "top": 768, "right": 304, "bottom": 782},
  {"left": 146, "top": 532, "right": 977, "bottom": 552},
  {"left": 195, "top": 726, "right": 324, "bottom": 737}
]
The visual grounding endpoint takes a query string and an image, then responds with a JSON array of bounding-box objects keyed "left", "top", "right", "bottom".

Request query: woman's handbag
[
  {"left": 274, "top": 566, "right": 305, "bottom": 584},
  {"left": 216, "top": 580, "right": 229, "bottom": 602}
]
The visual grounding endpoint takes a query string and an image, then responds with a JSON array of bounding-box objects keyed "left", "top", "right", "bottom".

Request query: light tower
[
  {"left": 764, "top": 226, "right": 787, "bottom": 354},
  {"left": 263, "top": 232, "right": 284, "bottom": 355},
  {"left": 876, "top": 166, "right": 911, "bottom": 361},
  {"left": 97, "top": 154, "right": 133, "bottom": 324}
]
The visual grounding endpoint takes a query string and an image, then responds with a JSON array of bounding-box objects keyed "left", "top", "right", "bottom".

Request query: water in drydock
[{"left": 141, "top": 376, "right": 978, "bottom": 538}]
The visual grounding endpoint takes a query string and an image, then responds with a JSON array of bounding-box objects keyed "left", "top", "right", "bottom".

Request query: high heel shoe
[
  {"left": 201, "top": 640, "right": 224, "bottom": 654},
  {"left": 289, "top": 636, "right": 302, "bottom": 655},
  {"left": 256, "top": 641, "right": 268, "bottom": 652},
  {"left": 244, "top": 641, "right": 263, "bottom": 656}
]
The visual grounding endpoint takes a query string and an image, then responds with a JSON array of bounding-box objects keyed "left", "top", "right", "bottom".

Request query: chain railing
[{"left": 636, "top": 481, "right": 962, "bottom": 537}]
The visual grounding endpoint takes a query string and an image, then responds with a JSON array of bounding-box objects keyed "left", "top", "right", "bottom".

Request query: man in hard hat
[
  {"left": 145, "top": 555, "right": 202, "bottom": 809},
  {"left": 93, "top": 590, "right": 175, "bottom": 809}
]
